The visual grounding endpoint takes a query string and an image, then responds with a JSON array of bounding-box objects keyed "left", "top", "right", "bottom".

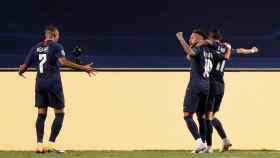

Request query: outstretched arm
[
  {"left": 176, "top": 32, "right": 196, "bottom": 56},
  {"left": 58, "top": 57, "right": 96, "bottom": 77},
  {"left": 235, "top": 46, "right": 259, "bottom": 54}
]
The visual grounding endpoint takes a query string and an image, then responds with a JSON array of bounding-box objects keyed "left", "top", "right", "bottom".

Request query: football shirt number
[
  {"left": 216, "top": 60, "right": 226, "bottom": 72},
  {"left": 39, "top": 54, "right": 47, "bottom": 73},
  {"left": 203, "top": 59, "right": 213, "bottom": 78}
]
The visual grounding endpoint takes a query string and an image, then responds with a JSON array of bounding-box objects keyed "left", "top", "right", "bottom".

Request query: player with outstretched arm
[{"left": 18, "top": 25, "right": 96, "bottom": 153}]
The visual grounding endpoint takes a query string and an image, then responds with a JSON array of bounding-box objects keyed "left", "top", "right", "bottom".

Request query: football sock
[
  {"left": 197, "top": 116, "right": 206, "bottom": 143},
  {"left": 206, "top": 119, "right": 213, "bottom": 146},
  {"left": 36, "top": 114, "right": 47, "bottom": 143},
  {"left": 212, "top": 117, "right": 227, "bottom": 139},
  {"left": 49, "top": 113, "right": 64, "bottom": 142},
  {"left": 184, "top": 115, "right": 200, "bottom": 140}
]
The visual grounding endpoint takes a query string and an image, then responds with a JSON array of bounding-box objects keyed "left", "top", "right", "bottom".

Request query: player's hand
[
  {"left": 83, "top": 63, "right": 97, "bottom": 77},
  {"left": 251, "top": 47, "right": 259, "bottom": 53},
  {"left": 186, "top": 54, "right": 191, "bottom": 61},
  {"left": 176, "top": 32, "right": 183, "bottom": 39},
  {"left": 19, "top": 64, "right": 27, "bottom": 79}
]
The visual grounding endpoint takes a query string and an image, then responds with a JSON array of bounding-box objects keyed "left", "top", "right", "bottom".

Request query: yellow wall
[{"left": 0, "top": 72, "right": 280, "bottom": 150}]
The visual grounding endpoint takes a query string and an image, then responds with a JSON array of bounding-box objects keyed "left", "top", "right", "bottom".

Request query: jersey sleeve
[
  {"left": 231, "top": 49, "right": 238, "bottom": 55},
  {"left": 55, "top": 44, "right": 66, "bottom": 58},
  {"left": 191, "top": 47, "right": 202, "bottom": 56},
  {"left": 24, "top": 46, "right": 36, "bottom": 66}
]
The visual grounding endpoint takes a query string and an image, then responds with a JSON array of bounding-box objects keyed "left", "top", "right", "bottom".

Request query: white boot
[{"left": 220, "top": 138, "right": 232, "bottom": 152}]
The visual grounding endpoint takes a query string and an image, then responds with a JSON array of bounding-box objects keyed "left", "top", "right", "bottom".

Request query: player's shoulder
[
  {"left": 49, "top": 41, "right": 64, "bottom": 49},
  {"left": 30, "top": 41, "right": 44, "bottom": 52}
]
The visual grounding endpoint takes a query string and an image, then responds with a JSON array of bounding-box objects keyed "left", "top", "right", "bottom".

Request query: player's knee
[
  {"left": 54, "top": 108, "right": 64, "bottom": 114},
  {"left": 197, "top": 114, "right": 205, "bottom": 120},
  {"left": 38, "top": 108, "right": 48, "bottom": 114},
  {"left": 183, "top": 112, "right": 193, "bottom": 120},
  {"left": 206, "top": 112, "right": 214, "bottom": 120}
]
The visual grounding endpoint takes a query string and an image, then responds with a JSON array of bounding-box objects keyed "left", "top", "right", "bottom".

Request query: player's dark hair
[
  {"left": 45, "top": 25, "right": 59, "bottom": 33},
  {"left": 209, "top": 29, "right": 223, "bottom": 41},
  {"left": 192, "top": 29, "right": 207, "bottom": 39}
]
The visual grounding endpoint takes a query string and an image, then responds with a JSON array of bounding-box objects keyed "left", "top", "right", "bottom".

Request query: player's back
[
  {"left": 209, "top": 41, "right": 228, "bottom": 84},
  {"left": 188, "top": 46, "right": 213, "bottom": 95},
  {"left": 208, "top": 41, "right": 228, "bottom": 95},
  {"left": 24, "top": 40, "right": 66, "bottom": 91}
]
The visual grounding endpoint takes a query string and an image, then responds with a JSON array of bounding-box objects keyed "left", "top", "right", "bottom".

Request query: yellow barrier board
[{"left": 0, "top": 72, "right": 279, "bottom": 150}]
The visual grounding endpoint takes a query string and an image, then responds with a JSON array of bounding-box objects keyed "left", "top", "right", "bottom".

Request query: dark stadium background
[{"left": 0, "top": 0, "right": 279, "bottom": 68}]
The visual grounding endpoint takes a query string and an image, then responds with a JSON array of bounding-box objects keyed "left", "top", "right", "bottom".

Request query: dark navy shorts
[
  {"left": 207, "top": 93, "right": 224, "bottom": 113},
  {"left": 183, "top": 89, "right": 208, "bottom": 115},
  {"left": 35, "top": 78, "right": 65, "bottom": 109}
]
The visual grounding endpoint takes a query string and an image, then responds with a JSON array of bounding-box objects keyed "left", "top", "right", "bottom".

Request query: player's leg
[
  {"left": 35, "top": 108, "right": 48, "bottom": 153},
  {"left": 204, "top": 95, "right": 214, "bottom": 153},
  {"left": 35, "top": 90, "right": 49, "bottom": 153},
  {"left": 197, "top": 114, "right": 206, "bottom": 143},
  {"left": 212, "top": 94, "right": 232, "bottom": 152},
  {"left": 183, "top": 90, "right": 205, "bottom": 153},
  {"left": 49, "top": 108, "right": 65, "bottom": 144},
  {"left": 44, "top": 88, "right": 65, "bottom": 153},
  {"left": 205, "top": 111, "right": 214, "bottom": 153}
]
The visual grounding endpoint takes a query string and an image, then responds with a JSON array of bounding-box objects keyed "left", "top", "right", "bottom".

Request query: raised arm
[
  {"left": 176, "top": 32, "right": 196, "bottom": 56},
  {"left": 235, "top": 46, "right": 259, "bottom": 54}
]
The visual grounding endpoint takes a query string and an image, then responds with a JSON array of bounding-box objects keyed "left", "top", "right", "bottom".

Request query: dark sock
[
  {"left": 36, "top": 114, "right": 47, "bottom": 143},
  {"left": 184, "top": 115, "right": 200, "bottom": 140},
  {"left": 206, "top": 120, "right": 213, "bottom": 146},
  {"left": 197, "top": 116, "right": 206, "bottom": 143},
  {"left": 49, "top": 113, "right": 64, "bottom": 142},
  {"left": 212, "top": 117, "right": 227, "bottom": 139}
]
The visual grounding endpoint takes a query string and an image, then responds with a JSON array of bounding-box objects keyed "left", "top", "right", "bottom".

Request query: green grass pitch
[{"left": 0, "top": 150, "right": 280, "bottom": 158}]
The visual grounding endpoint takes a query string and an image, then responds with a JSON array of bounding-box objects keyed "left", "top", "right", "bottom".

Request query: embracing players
[
  {"left": 19, "top": 25, "right": 96, "bottom": 153},
  {"left": 176, "top": 30, "right": 230, "bottom": 153},
  {"left": 197, "top": 30, "right": 258, "bottom": 152}
]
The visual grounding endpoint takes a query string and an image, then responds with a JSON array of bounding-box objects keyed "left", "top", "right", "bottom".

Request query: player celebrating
[
  {"left": 176, "top": 30, "right": 214, "bottom": 153},
  {"left": 18, "top": 25, "right": 96, "bottom": 153},
  {"left": 198, "top": 30, "right": 258, "bottom": 152}
]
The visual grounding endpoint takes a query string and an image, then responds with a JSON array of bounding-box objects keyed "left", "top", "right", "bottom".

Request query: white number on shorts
[{"left": 39, "top": 54, "right": 47, "bottom": 73}]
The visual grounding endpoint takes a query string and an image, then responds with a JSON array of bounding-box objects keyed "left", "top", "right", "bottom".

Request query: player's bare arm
[
  {"left": 224, "top": 42, "right": 232, "bottom": 60},
  {"left": 236, "top": 46, "right": 259, "bottom": 54},
  {"left": 18, "top": 64, "right": 28, "bottom": 78},
  {"left": 176, "top": 32, "right": 196, "bottom": 56},
  {"left": 196, "top": 39, "right": 213, "bottom": 47},
  {"left": 58, "top": 57, "right": 96, "bottom": 76}
]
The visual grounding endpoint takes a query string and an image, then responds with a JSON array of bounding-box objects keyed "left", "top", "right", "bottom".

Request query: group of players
[
  {"left": 176, "top": 29, "right": 258, "bottom": 153},
  {"left": 18, "top": 25, "right": 258, "bottom": 154}
]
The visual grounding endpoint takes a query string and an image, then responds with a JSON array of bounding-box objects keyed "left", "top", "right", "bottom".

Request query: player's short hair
[
  {"left": 192, "top": 29, "right": 207, "bottom": 39},
  {"left": 209, "top": 29, "right": 223, "bottom": 40},
  {"left": 45, "top": 25, "right": 59, "bottom": 33}
]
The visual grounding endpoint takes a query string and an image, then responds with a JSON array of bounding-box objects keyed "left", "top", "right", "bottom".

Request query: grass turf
[{"left": 0, "top": 150, "right": 279, "bottom": 158}]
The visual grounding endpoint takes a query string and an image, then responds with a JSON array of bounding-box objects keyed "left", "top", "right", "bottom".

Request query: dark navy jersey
[
  {"left": 209, "top": 41, "right": 228, "bottom": 84},
  {"left": 24, "top": 40, "right": 65, "bottom": 80},
  {"left": 208, "top": 41, "right": 228, "bottom": 95},
  {"left": 188, "top": 46, "right": 214, "bottom": 95}
]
